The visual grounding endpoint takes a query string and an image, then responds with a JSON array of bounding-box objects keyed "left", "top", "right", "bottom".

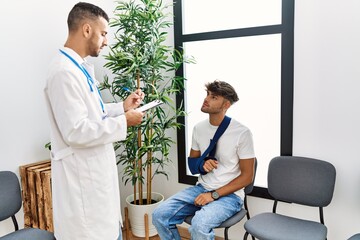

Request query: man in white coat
[{"left": 44, "top": 2, "right": 144, "bottom": 240}]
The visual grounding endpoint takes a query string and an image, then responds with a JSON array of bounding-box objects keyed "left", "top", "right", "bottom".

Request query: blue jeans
[{"left": 152, "top": 184, "right": 243, "bottom": 240}]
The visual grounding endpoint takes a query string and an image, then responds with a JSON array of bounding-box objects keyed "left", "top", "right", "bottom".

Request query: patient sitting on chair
[{"left": 152, "top": 80, "right": 256, "bottom": 240}]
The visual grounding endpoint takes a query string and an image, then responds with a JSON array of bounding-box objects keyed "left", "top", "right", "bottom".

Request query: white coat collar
[{"left": 60, "top": 47, "right": 85, "bottom": 65}]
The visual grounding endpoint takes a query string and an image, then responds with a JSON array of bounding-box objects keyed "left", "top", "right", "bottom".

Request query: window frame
[{"left": 174, "top": 0, "right": 294, "bottom": 199}]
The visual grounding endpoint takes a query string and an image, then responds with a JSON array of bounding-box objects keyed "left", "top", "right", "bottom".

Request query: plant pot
[{"left": 125, "top": 192, "right": 164, "bottom": 237}]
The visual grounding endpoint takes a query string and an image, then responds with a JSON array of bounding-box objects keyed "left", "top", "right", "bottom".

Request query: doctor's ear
[{"left": 82, "top": 23, "right": 91, "bottom": 37}]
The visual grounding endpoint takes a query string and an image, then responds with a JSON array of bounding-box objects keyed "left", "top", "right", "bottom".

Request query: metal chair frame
[{"left": 0, "top": 171, "right": 55, "bottom": 240}]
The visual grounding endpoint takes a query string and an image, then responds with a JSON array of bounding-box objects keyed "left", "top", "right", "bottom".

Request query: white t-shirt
[{"left": 191, "top": 118, "right": 255, "bottom": 199}]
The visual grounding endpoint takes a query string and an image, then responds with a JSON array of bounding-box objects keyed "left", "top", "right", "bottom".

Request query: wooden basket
[{"left": 19, "top": 160, "right": 53, "bottom": 232}]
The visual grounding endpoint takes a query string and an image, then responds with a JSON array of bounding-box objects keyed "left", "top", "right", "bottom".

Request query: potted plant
[{"left": 101, "top": 0, "right": 193, "bottom": 237}]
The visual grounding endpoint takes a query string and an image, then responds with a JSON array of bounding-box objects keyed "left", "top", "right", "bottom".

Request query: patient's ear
[{"left": 223, "top": 99, "right": 231, "bottom": 110}]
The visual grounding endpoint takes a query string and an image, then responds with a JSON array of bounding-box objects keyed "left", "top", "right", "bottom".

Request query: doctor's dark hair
[
  {"left": 67, "top": 2, "right": 109, "bottom": 32},
  {"left": 205, "top": 80, "right": 239, "bottom": 105}
]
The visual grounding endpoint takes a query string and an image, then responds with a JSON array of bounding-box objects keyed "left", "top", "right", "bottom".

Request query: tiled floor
[
  {"left": 123, "top": 227, "right": 189, "bottom": 240},
  {"left": 123, "top": 227, "right": 224, "bottom": 240}
]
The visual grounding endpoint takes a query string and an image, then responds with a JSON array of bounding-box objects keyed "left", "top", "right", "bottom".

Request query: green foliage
[
  {"left": 45, "top": 142, "right": 51, "bottom": 151},
  {"left": 101, "top": 0, "right": 194, "bottom": 199}
]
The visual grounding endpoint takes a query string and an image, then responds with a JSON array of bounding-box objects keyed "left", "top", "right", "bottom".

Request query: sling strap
[{"left": 188, "top": 116, "right": 231, "bottom": 175}]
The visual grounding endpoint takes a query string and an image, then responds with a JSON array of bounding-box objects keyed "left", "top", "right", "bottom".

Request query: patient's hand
[
  {"left": 203, "top": 159, "right": 218, "bottom": 173},
  {"left": 194, "top": 192, "right": 213, "bottom": 206}
]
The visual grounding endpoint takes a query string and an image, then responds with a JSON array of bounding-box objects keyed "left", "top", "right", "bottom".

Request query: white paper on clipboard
[{"left": 136, "top": 100, "right": 163, "bottom": 112}]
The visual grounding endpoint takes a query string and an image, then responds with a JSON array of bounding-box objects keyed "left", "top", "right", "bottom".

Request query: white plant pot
[{"left": 126, "top": 192, "right": 164, "bottom": 237}]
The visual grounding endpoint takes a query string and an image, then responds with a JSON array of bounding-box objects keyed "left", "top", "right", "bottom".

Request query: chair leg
[
  {"left": 224, "top": 225, "right": 251, "bottom": 240},
  {"left": 224, "top": 227, "right": 229, "bottom": 240},
  {"left": 243, "top": 232, "right": 255, "bottom": 240},
  {"left": 11, "top": 215, "right": 19, "bottom": 231}
]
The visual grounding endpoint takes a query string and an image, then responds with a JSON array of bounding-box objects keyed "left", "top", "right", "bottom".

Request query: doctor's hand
[
  {"left": 124, "top": 89, "right": 145, "bottom": 111},
  {"left": 125, "top": 109, "right": 144, "bottom": 126}
]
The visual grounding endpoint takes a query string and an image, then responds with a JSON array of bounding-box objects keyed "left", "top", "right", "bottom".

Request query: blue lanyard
[{"left": 59, "top": 49, "right": 105, "bottom": 114}]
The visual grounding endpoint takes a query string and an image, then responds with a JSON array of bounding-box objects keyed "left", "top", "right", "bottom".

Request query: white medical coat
[{"left": 44, "top": 47, "right": 126, "bottom": 240}]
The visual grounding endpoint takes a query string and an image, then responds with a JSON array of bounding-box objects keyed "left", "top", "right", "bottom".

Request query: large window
[{"left": 175, "top": 0, "right": 294, "bottom": 198}]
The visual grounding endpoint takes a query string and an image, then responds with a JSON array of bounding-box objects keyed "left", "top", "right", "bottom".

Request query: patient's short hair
[{"left": 205, "top": 80, "right": 239, "bottom": 105}]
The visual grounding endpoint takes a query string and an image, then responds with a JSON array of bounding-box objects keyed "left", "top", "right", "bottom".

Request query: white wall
[
  {"left": 154, "top": 1, "right": 360, "bottom": 240},
  {"left": 292, "top": 0, "right": 360, "bottom": 239},
  {"left": 1, "top": 0, "right": 359, "bottom": 239},
  {"left": 0, "top": 0, "right": 116, "bottom": 236}
]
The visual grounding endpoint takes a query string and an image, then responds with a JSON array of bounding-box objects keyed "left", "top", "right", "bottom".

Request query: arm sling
[{"left": 188, "top": 116, "right": 231, "bottom": 175}]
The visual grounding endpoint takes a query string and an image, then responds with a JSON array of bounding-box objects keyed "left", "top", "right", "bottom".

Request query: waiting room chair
[
  {"left": 185, "top": 158, "right": 257, "bottom": 240},
  {"left": 243, "top": 156, "right": 336, "bottom": 240},
  {"left": 348, "top": 234, "right": 360, "bottom": 240},
  {"left": 0, "top": 171, "right": 55, "bottom": 240}
]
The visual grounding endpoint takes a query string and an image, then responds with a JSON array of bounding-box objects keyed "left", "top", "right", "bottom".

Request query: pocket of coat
[
  {"left": 77, "top": 155, "right": 96, "bottom": 219},
  {"left": 78, "top": 154, "right": 113, "bottom": 217}
]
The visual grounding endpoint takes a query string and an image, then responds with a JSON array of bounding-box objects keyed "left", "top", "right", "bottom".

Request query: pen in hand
[
  {"left": 122, "top": 87, "right": 132, "bottom": 93},
  {"left": 123, "top": 87, "right": 143, "bottom": 99},
  {"left": 123, "top": 87, "right": 140, "bottom": 98},
  {"left": 122, "top": 87, "right": 144, "bottom": 109}
]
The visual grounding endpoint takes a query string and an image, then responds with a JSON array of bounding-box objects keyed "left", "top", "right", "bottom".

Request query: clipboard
[{"left": 136, "top": 100, "right": 163, "bottom": 112}]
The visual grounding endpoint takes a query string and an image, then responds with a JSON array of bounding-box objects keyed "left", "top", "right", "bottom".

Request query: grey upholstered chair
[
  {"left": 0, "top": 171, "right": 55, "bottom": 240},
  {"left": 348, "top": 234, "right": 360, "bottom": 240},
  {"left": 185, "top": 158, "right": 257, "bottom": 240},
  {"left": 243, "top": 156, "right": 336, "bottom": 240}
]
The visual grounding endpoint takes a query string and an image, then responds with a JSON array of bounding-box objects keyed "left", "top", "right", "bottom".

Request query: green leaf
[{"left": 102, "top": 0, "right": 195, "bottom": 196}]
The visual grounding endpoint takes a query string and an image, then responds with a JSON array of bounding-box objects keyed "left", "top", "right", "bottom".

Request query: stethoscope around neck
[{"left": 59, "top": 49, "right": 105, "bottom": 115}]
